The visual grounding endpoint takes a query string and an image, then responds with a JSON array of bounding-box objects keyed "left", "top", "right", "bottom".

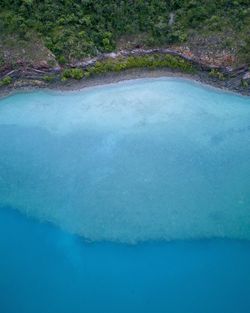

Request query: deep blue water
[
  {"left": 1, "top": 206, "right": 250, "bottom": 313},
  {"left": 0, "top": 78, "right": 250, "bottom": 312}
]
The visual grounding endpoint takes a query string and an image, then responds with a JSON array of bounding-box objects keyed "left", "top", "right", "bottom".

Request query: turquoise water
[
  {"left": 0, "top": 206, "right": 250, "bottom": 313},
  {"left": 0, "top": 78, "right": 250, "bottom": 312}
]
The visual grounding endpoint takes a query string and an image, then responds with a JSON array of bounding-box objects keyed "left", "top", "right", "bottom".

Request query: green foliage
[
  {"left": 58, "top": 56, "right": 66, "bottom": 65},
  {"left": 59, "top": 54, "right": 194, "bottom": 82},
  {"left": 209, "top": 69, "right": 225, "bottom": 80},
  {"left": 0, "top": 0, "right": 249, "bottom": 63},
  {"left": 62, "top": 68, "right": 84, "bottom": 80},
  {"left": 65, "top": 54, "right": 195, "bottom": 79},
  {"left": 0, "top": 76, "right": 12, "bottom": 86},
  {"left": 43, "top": 75, "right": 55, "bottom": 82}
]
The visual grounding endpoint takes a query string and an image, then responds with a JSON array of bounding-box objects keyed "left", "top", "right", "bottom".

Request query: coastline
[{"left": 0, "top": 66, "right": 250, "bottom": 100}]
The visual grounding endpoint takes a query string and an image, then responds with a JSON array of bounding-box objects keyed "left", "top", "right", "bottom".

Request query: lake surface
[{"left": 0, "top": 78, "right": 250, "bottom": 312}]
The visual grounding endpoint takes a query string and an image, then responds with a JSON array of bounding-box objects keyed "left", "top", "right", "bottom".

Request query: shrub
[
  {"left": 60, "top": 54, "right": 195, "bottom": 81},
  {"left": 62, "top": 68, "right": 84, "bottom": 80},
  {"left": 209, "top": 69, "right": 225, "bottom": 80},
  {"left": 43, "top": 75, "right": 55, "bottom": 82},
  {"left": 58, "top": 56, "right": 66, "bottom": 65},
  {"left": 0, "top": 76, "right": 12, "bottom": 86},
  {"left": 80, "top": 54, "right": 195, "bottom": 78},
  {"left": 241, "top": 79, "right": 249, "bottom": 88}
]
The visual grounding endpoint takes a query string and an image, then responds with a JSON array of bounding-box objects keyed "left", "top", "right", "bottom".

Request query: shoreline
[{"left": 0, "top": 67, "right": 250, "bottom": 99}]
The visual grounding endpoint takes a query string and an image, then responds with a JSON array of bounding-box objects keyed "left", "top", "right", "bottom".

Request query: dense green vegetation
[
  {"left": 0, "top": 0, "right": 249, "bottom": 65},
  {"left": 0, "top": 76, "right": 12, "bottom": 86},
  {"left": 61, "top": 54, "right": 195, "bottom": 80}
]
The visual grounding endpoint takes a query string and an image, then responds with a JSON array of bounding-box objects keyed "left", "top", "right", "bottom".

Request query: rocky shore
[{"left": 0, "top": 48, "right": 249, "bottom": 97}]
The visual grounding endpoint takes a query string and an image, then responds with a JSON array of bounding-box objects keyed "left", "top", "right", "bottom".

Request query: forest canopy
[{"left": 0, "top": 0, "right": 249, "bottom": 64}]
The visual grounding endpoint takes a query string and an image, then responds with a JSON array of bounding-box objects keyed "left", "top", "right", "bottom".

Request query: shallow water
[
  {"left": 0, "top": 78, "right": 250, "bottom": 242},
  {"left": 0, "top": 78, "right": 250, "bottom": 312}
]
